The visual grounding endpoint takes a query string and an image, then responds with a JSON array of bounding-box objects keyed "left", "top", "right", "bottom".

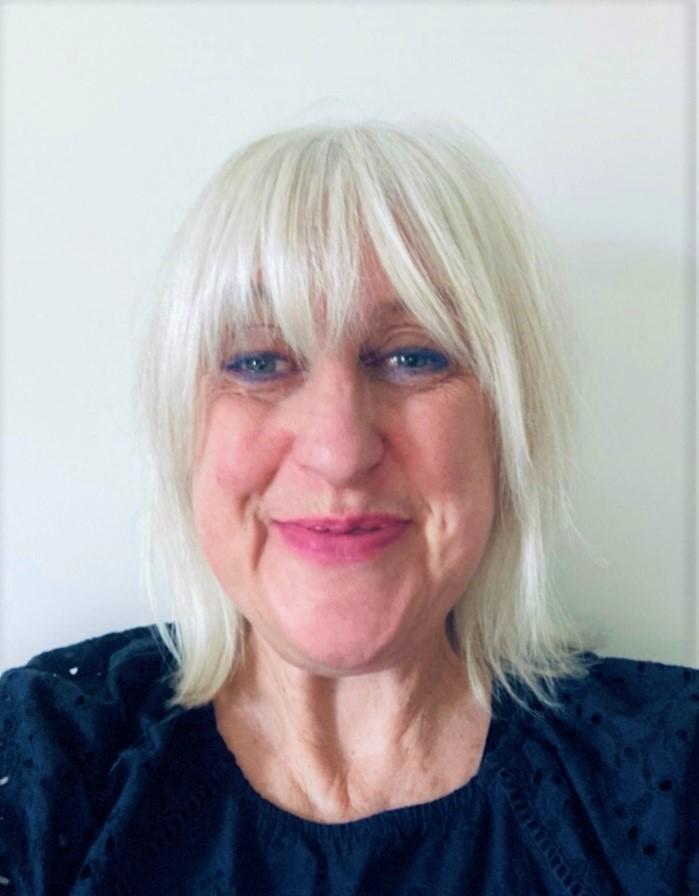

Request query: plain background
[{"left": 1, "top": 1, "right": 695, "bottom": 671}]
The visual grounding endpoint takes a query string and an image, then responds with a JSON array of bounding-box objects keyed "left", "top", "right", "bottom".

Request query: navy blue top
[{"left": 0, "top": 626, "right": 698, "bottom": 895}]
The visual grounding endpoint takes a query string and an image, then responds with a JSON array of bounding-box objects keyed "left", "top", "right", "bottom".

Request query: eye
[
  {"left": 223, "top": 351, "right": 298, "bottom": 381},
  {"left": 360, "top": 346, "right": 451, "bottom": 382}
]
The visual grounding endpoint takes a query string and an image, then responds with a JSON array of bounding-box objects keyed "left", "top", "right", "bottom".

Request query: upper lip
[{"left": 273, "top": 515, "right": 409, "bottom": 533}]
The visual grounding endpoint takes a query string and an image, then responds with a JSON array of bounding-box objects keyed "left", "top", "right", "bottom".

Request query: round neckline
[{"left": 196, "top": 680, "right": 521, "bottom": 842}]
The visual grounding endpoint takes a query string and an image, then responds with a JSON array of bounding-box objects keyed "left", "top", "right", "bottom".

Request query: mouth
[
  {"left": 273, "top": 515, "right": 409, "bottom": 533},
  {"left": 271, "top": 515, "right": 411, "bottom": 565}
]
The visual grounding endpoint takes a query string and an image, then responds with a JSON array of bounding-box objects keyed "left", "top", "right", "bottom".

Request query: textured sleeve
[
  {"left": 513, "top": 656, "right": 699, "bottom": 896},
  {"left": 582, "top": 658, "right": 699, "bottom": 895},
  {"left": 0, "top": 627, "right": 172, "bottom": 895}
]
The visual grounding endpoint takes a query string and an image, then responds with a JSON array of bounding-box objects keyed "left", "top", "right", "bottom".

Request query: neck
[{"left": 213, "top": 629, "right": 491, "bottom": 822}]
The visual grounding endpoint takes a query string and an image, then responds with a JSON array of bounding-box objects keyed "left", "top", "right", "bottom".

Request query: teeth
[{"left": 308, "top": 525, "right": 379, "bottom": 533}]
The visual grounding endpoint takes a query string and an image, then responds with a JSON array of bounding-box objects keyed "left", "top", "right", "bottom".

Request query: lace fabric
[{"left": 0, "top": 626, "right": 697, "bottom": 895}]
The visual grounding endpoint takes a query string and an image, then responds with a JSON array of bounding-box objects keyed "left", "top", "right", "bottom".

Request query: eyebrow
[
  {"left": 232, "top": 294, "right": 421, "bottom": 354},
  {"left": 368, "top": 301, "right": 412, "bottom": 321},
  {"left": 241, "top": 300, "right": 410, "bottom": 329},
  {"left": 379, "top": 301, "right": 406, "bottom": 314}
]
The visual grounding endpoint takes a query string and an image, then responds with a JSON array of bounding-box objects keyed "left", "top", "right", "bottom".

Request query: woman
[{"left": 0, "top": 123, "right": 697, "bottom": 895}]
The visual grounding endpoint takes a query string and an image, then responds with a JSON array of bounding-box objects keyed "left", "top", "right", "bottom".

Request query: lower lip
[{"left": 272, "top": 521, "right": 410, "bottom": 566}]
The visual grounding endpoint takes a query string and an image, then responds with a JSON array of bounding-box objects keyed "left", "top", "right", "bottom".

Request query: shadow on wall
[{"left": 552, "top": 240, "right": 693, "bottom": 667}]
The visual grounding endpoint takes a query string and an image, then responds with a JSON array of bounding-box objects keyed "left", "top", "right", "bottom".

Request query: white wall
[{"left": 1, "top": 1, "right": 694, "bottom": 670}]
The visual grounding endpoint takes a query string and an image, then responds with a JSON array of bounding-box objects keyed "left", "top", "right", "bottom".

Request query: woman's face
[{"left": 192, "top": 264, "right": 497, "bottom": 676}]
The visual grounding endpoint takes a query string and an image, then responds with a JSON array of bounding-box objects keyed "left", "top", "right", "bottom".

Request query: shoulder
[
  {"left": 19, "top": 623, "right": 169, "bottom": 677},
  {"left": 503, "top": 652, "right": 699, "bottom": 767},
  {"left": 0, "top": 626, "right": 178, "bottom": 893},
  {"left": 504, "top": 654, "right": 699, "bottom": 895},
  {"left": 569, "top": 652, "right": 699, "bottom": 710},
  {"left": 540, "top": 653, "right": 699, "bottom": 812},
  {"left": 19, "top": 623, "right": 172, "bottom": 687},
  {"left": 505, "top": 652, "right": 699, "bottom": 792},
  {"left": 0, "top": 624, "right": 176, "bottom": 789},
  {"left": 543, "top": 653, "right": 699, "bottom": 757}
]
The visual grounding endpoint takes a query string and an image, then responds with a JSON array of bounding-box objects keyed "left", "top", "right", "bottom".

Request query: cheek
[
  {"left": 405, "top": 392, "right": 497, "bottom": 581},
  {"left": 191, "top": 460, "right": 240, "bottom": 547},
  {"left": 431, "top": 448, "right": 496, "bottom": 554},
  {"left": 404, "top": 388, "right": 495, "bottom": 500},
  {"left": 191, "top": 399, "right": 283, "bottom": 543}
]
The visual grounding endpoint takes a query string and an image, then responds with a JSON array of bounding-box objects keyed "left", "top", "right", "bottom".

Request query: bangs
[{"left": 187, "top": 128, "right": 491, "bottom": 379}]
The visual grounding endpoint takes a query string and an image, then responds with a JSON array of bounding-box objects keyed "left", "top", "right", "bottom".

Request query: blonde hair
[{"left": 138, "top": 121, "right": 586, "bottom": 710}]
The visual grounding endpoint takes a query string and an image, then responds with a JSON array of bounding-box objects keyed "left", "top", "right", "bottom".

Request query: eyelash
[
  {"left": 222, "top": 347, "right": 451, "bottom": 383},
  {"left": 223, "top": 352, "right": 295, "bottom": 380},
  {"left": 360, "top": 347, "right": 450, "bottom": 378}
]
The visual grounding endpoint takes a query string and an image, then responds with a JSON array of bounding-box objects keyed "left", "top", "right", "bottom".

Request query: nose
[{"left": 286, "top": 356, "right": 384, "bottom": 487}]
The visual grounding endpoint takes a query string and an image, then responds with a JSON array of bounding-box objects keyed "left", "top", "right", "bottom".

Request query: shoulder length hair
[{"left": 138, "top": 121, "right": 586, "bottom": 711}]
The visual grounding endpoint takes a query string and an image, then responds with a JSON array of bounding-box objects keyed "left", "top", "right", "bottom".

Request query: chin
[
  {"left": 273, "top": 618, "right": 403, "bottom": 677},
  {"left": 256, "top": 572, "right": 418, "bottom": 674}
]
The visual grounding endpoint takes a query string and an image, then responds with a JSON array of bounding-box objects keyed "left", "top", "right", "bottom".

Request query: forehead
[
  {"left": 247, "top": 249, "right": 421, "bottom": 342},
  {"left": 238, "top": 296, "right": 418, "bottom": 351},
  {"left": 355, "top": 254, "right": 411, "bottom": 321}
]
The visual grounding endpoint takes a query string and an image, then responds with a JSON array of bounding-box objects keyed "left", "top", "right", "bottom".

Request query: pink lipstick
[{"left": 272, "top": 515, "right": 410, "bottom": 565}]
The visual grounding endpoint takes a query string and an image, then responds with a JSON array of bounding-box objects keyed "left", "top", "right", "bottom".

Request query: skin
[{"left": 193, "top": 261, "right": 498, "bottom": 823}]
